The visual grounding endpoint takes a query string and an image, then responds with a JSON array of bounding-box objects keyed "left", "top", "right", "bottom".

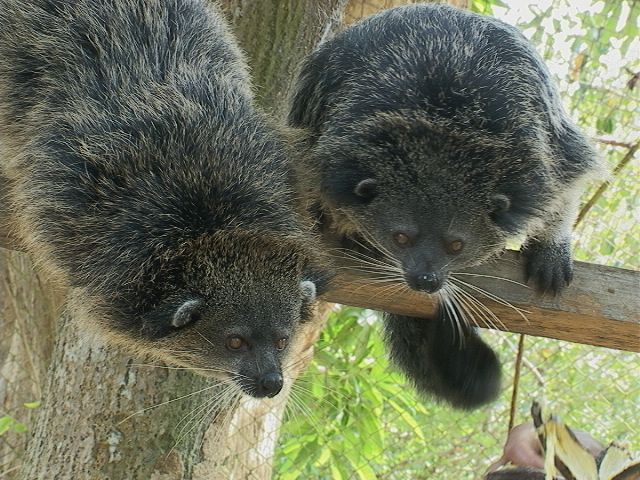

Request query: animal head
[
  {"left": 290, "top": 4, "right": 600, "bottom": 296},
  {"left": 83, "top": 231, "right": 331, "bottom": 399},
  {"left": 317, "top": 113, "right": 551, "bottom": 294}
]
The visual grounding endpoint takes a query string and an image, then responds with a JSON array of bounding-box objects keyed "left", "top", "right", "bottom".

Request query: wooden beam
[{"left": 325, "top": 250, "right": 640, "bottom": 353}]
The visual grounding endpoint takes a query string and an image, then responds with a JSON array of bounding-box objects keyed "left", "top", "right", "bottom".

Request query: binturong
[
  {"left": 0, "top": 0, "right": 331, "bottom": 399},
  {"left": 288, "top": 5, "right": 603, "bottom": 408}
]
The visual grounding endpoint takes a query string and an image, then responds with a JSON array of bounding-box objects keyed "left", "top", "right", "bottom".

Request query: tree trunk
[
  {"left": 220, "top": 0, "right": 348, "bottom": 114},
  {"left": 5, "top": 2, "right": 346, "bottom": 479},
  {"left": 19, "top": 312, "right": 212, "bottom": 480},
  {"left": 0, "top": 250, "right": 59, "bottom": 477}
]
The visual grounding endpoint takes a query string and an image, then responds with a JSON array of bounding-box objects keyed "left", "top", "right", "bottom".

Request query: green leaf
[
  {"left": 596, "top": 117, "right": 615, "bottom": 134},
  {"left": 330, "top": 457, "right": 346, "bottom": 480},
  {"left": 353, "top": 328, "right": 373, "bottom": 365},
  {"left": 388, "top": 400, "right": 425, "bottom": 441},
  {"left": 13, "top": 422, "right": 28, "bottom": 433},
  {"left": 317, "top": 446, "right": 331, "bottom": 467},
  {"left": 0, "top": 417, "right": 15, "bottom": 436},
  {"left": 354, "top": 462, "right": 378, "bottom": 480},
  {"left": 24, "top": 401, "right": 41, "bottom": 409},
  {"left": 314, "top": 350, "right": 337, "bottom": 366},
  {"left": 295, "top": 439, "right": 320, "bottom": 465}
]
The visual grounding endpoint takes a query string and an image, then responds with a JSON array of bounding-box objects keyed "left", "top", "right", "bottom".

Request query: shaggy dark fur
[
  {"left": 0, "top": 0, "right": 331, "bottom": 398},
  {"left": 289, "top": 5, "right": 601, "bottom": 408}
]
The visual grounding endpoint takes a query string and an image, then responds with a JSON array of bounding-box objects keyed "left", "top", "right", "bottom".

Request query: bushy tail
[{"left": 383, "top": 303, "right": 502, "bottom": 409}]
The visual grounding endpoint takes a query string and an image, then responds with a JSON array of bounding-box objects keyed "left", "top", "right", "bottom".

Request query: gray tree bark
[
  {"left": 2, "top": 1, "right": 347, "bottom": 479},
  {"left": 220, "top": 0, "right": 348, "bottom": 113},
  {"left": 0, "top": 250, "right": 59, "bottom": 477}
]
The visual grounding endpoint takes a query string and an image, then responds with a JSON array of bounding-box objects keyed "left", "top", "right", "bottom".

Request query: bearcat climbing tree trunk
[{"left": 0, "top": 2, "right": 347, "bottom": 479}]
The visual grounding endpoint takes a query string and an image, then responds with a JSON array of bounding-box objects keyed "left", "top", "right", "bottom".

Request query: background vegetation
[{"left": 275, "top": 0, "right": 639, "bottom": 478}]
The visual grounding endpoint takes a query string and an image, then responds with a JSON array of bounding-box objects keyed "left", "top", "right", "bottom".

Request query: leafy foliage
[{"left": 0, "top": 403, "right": 39, "bottom": 437}]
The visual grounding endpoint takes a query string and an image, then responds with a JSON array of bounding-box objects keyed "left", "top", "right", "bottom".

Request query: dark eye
[
  {"left": 393, "top": 232, "right": 411, "bottom": 247},
  {"left": 226, "top": 336, "right": 244, "bottom": 350},
  {"left": 447, "top": 240, "right": 464, "bottom": 254},
  {"left": 276, "top": 338, "right": 288, "bottom": 351}
]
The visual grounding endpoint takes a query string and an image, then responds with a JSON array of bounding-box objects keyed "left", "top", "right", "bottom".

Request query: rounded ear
[
  {"left": 300, "top": 280, "right": 317, "bottom": 304},
  {"left": 354, "top": 178, "right": 378, "bottom": 200},
  {"left": 491, "top": 194, "right": 511, "bottom": 214},
  {"left": 172, "top": 299, "right": 203, "bottom": 329}
]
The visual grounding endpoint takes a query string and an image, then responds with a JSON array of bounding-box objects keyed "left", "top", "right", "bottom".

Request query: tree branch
[
  {"left": 576, "top": 140, "right": 639, "bottom": 225},
  {"left": 593, "top": 137, "right": 636, "bottom": 149}
]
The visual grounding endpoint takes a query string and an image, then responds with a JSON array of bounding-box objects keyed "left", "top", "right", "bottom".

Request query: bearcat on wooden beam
[{"left": 289, "top": 4, "right": 603, "bottom": 409}]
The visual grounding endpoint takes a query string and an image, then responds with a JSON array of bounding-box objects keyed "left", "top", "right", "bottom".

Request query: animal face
[
  {"left": 93, "top": 233, "right": 330, "bottom": 399},
  {"left": 319, "top": 119, "right": 548, "bottom": 295},
  {"left": 140, "top": 277, "right": 319, "bottom": 398},
  {"left": 331, "top": 184, "right": 510, "bottom": 295},
  {"left": 351, "top": 192, "right": 507, "bottom": 292}
]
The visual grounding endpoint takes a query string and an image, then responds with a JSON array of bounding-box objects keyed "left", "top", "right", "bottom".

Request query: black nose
[
  {"left": 408, "top": 271, "right": 442, "bottom": 293},
  {"left": 258, "top": 372, "right": 283, "bottom": 398}
]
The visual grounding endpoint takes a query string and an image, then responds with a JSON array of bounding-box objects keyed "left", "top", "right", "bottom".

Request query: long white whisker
[
  {"left": 442, "top": 288, "right": 466, "bottom": 348},
  {"left": 375, "top": 281, "right": 411, "bottom": 302},
  {"left": 293, "top": 377, "right": 351, "bottom": 403},
  {"left": 333, "top": 250, "right": 403, "bottom": 274},
  {"left": 445, "top": 285, "right": 477, "bottom": 338},
  {"left": 332, "top": 247, "right": 400, "bottom": 265},
  {"left": 291, "top": 381, "right": 339, "bottom": 411},
  {"left": 183, "top": 388, "right": 241, "bottom": 456},
  {"left": 288, "top": 388, "right": 322, "bottom": 435},
  {"left": 195, "top": 329, "right": 216, "bottom": 348},
  {"left": 451, "top": 284, "right": 502, "bottom": 331},
  {"left": 334, "top": 264, "right": 403, "bottom": 274},
  {"left": 350, "top": 274, "right": 405, "bottom": 282},
  {"left": 335, "top": 209, "right": 400, "bottom": 265},
  {"left": 449, "top": 283, "right": 508, "bottom": 331},
  {"left": 174, "top": 383, "right": 234, "bottom": 436},
  {"left": 450, "top": 277, "right": 530, "bottom": 323},
  {"left": 170, "top": 386, "right": 239, "bottom": 455},
  {"left": 449, "top": 284, "right": 499, "bottom": 331},
  {"left": 118, "top": 383, "right": 221, "bottom": 424},
  {"left": 349, "top": 229, "right": 398, "bottom": 265},
  {"left": 438, "top": 289, "right": 464, "bottom": 346},
  {"left": 131, "top": 363, "right": 244, "bottom": 378}
]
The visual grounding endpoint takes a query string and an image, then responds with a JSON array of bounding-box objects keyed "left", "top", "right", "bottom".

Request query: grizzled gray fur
[
  {"left": 0, "top": 0, "right": 331, "bottom": 398},
  {"left": 289, "top": 4, "right": 602, "bottom": 408}
]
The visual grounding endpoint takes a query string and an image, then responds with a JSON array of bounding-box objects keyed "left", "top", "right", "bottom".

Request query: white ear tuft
[
  {"left": 300, "top": 280, "right": 317, "bottom": 303},
  {"left": 491, "top": 194, "right": 511, "bottom": 213},
  {"left": 354, "top": 178, "right": 378, "bottom": 199},
  {"left": 172, "top": 299, "right": 202, "bottom": 328}
]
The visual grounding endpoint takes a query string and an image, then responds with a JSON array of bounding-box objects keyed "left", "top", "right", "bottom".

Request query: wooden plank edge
[{"left": 324, "top": 251, "right": 640, "bottom": 353}]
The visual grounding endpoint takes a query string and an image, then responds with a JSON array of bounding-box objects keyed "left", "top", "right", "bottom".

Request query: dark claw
[{"left": 522, "top": 239, "right": 573, "bottom": 295}]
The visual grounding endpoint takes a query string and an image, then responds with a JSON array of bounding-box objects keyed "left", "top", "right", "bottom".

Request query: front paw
[{"left": 521, "top": 239, "right": 573, "bottom": 295}]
